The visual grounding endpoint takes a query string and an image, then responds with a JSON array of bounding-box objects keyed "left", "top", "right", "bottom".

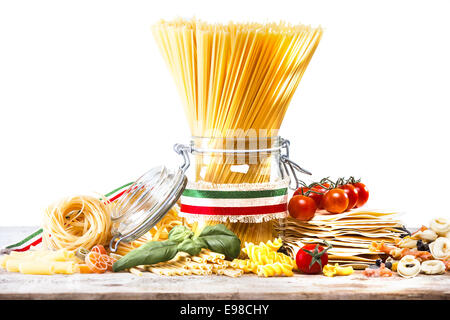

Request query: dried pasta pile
[
  {"left": 0, "top": 249, "right": 82, "bottom": 275},
  {"left": 127, "top": 249, "right": 244, "bottom": 278},
  {"left": 279, "top": 210, "right": 406, "bottom": 269}
]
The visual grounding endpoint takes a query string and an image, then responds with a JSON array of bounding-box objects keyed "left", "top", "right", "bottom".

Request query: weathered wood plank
[{"left": 1, "top": 227, "right": 449, "bottom": 300}]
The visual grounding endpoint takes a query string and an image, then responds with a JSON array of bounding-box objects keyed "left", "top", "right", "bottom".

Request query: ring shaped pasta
[
  {"left": 42, "top": 195, "right": 112, "bottom": 251},
  {"left": 429, "top": 237, "right": 450, "bottom": 260},
  {"left": 397, "top": 255, "right": 421, "bottom": 278},
  {"left": 420, "top": 260, "right": 446, "bottom": 275},
  {"left": 430, "top": 218, "right": 450, "bottom": 237}
]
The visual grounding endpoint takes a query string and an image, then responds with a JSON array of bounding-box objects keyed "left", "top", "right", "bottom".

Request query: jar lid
[{"left": 108, "top": 145, "right": 191, "bottom": 252}]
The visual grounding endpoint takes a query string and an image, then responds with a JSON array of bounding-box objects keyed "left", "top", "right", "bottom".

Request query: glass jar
[
  {"left": 178, "top": 136, "right": 291, "bottom": 251},
  {"left": 109, "top": 135, "right": 309, "bottom": 254}
]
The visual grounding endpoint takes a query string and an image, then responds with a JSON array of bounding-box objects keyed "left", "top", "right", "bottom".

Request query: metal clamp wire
[
  {"left": 173, "top": 143, "right": 191, "bottom": 173},
  {"left": 279, "top": 138, "right": 312, "bottom": 190}
]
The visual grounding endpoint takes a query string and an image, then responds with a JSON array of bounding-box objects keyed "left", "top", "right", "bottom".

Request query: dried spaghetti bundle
[
  {"left": 152, "top": 18, "right": 322, "bottom": 246},
  {"left": 42, "top": 195, "right": 112, "bottom": 251}
]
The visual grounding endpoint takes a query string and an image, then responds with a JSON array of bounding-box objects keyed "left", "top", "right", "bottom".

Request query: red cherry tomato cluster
[{"left": 288, "top": 177, "right": 369, "bottom": 221}]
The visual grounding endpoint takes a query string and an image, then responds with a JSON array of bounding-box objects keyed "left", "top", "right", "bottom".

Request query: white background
[{"left": 0, "top": 0, "right": 449, "bottom": 227}]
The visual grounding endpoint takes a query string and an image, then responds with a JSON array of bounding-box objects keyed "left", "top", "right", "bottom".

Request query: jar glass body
[{"left": 180, "top": 136, "right": 289, "bottom": 252}]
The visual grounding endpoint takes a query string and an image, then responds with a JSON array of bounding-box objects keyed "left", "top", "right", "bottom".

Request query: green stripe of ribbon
[
  {"left": 104, "top": 181, "right": 134, "bottom": 197},
  {"left": 182, "top": 188, "right": 287, "bottom": 199},
  {"left": 6, "top": 228, "right": 43, "bottom": 249}
]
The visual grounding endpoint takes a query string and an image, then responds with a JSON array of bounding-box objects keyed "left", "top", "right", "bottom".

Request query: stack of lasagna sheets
[{"left": 278, "top": 210, "right": 406, "bottom": 269}]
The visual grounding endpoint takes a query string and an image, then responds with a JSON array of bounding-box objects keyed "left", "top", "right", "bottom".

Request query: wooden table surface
[{"left": 1, "top": 227, "right": 449, "bottom": 300}]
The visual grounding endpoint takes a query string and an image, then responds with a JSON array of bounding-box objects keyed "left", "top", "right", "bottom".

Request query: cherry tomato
[
  {"left": 310, "top": 184, "right": 329, "bottom": 209},
  {"left": 338, "top": 184, "right": 359, "bottom": 211},
  {"left": 322, "top": 188, "right": 349, "bottom": 214},
  {"left": 293, "top": 187, "right": 309, "bottom": 196},
  {"left": 296, "top": 243, "right": 331, "bottom": 274},
  {"left": 307, "top": 190, "right": 324, "bottom": 208},
  {"left": 288, "top": 195, "right": 317, "bottom": 221},
  {"left": 353, "top": 182, "right": 369, "bottom": 208}
]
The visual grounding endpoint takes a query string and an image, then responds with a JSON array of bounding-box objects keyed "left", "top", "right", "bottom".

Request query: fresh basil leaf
[
  {"left": 176, "top": 238, "right": 203, "bottom": 256},
  {"left": 168, "top": 225, "right": 194, "bottom": 243},
  {"left": 197, "top": 224, "right": 241, "bottom": 259},
  {"left": 193, "top": 237, "right": 207, "bottom": 250},
  {"left": 113, "top": 240, "right": 178, "bottom": 272}
]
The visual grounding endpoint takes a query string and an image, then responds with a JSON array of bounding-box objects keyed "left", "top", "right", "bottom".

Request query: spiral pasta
[
  {"left": 42, "top": 195, "right": 112, "bottom": 251},
  {"left": 257, "top": 262, "right": 294, "bottom": 277},
  {"left": 242, "top": 241, "right": 296, "bottom": 267},
  {"left": 231, "top": 238, "right": 296, "bottom": 277},
  {"left": 231, "top": 259, "right": 259, "bottom": 273},
  {"left": 262, "top": 238, "right": 283, "bottom": 252}
]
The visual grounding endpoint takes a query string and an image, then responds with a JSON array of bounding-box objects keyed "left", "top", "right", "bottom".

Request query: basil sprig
[{"left": 112, "top": 224, "right": 241, "bottom": 272}]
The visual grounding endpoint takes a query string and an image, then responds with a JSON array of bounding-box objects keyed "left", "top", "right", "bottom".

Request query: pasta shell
[
  {"left": 397, "top": 255, "right": 421, "bottom": 278},
  {"left": 411, "top": 229, "right": 438, "bottom": 242},
  {"left": 395, "top": 237, "right": 417, "bottom": 248}
]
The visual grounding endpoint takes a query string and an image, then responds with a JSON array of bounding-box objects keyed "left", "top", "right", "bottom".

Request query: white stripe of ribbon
[{"left": 180, "top": 195, "right": 288, "bottom": 208}]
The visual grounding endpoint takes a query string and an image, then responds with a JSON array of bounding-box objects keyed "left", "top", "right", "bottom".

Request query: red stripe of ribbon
[
  {"left": 108, "top": 189, "right": 128, "bottom": 202},
  {"left": 12, "top": 237, "right": 42, "bottom": 252},
  {"left": 180, "top": 203, "right": 287, "bottom": 216}
]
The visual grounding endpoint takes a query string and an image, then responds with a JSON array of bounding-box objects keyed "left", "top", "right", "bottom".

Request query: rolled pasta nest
[{"left": 42, "top": 195, "right": 113, "bottom": 251}]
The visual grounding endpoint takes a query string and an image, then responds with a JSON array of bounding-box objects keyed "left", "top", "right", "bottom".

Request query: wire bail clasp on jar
[
  {"left": 279, "top": 138, "right": 312, "bottom": 190},
  {"left": 173, "top": 143, "right": 192, "bottom": 173}
]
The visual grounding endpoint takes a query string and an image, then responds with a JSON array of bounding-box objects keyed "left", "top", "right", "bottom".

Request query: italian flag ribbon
[
  {"left": 179, "top": 180, "right": 289, "bottom": 223},
  {"left": 1, "top": 182, "right": 134, "bottom": 254}
]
